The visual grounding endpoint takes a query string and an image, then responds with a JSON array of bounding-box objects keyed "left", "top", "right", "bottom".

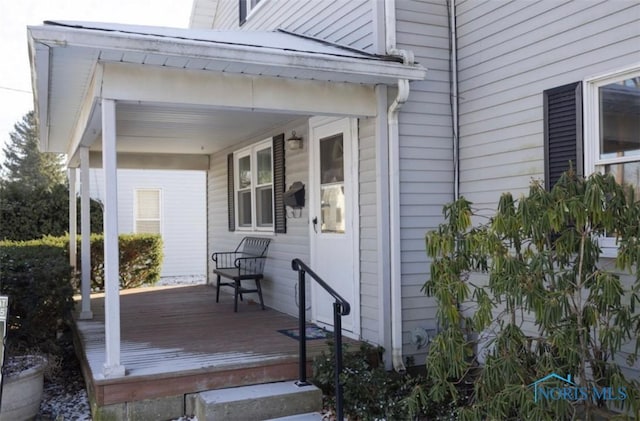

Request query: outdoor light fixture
[{"left": 287, "top": 131, "right": 303, "bottom": 150}]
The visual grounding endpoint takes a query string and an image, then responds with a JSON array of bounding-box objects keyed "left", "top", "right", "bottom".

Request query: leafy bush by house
[
  {"left": 87, "top": 233, "right": 163, "bottom": 290},
  {"left": 0, "top": 240, "right": 74, "bottom": 356},
  {"left": 312, "top": 342, "right": 438, "bottom": 420},
  {"left": 423, "top": 171, "right": 640, "bottom": 420}
]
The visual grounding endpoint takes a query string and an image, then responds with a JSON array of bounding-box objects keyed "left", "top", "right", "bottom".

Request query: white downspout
[
  {"left": 385, "top": 0, "right": 412, "bottom": 372},
  {"left": 450, "top": 0, "right": 460, "bottom": 200}
]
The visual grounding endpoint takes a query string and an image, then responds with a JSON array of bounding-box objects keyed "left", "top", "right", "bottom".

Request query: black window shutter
[
  {"left": 227, "top": 153, "right": 235, "bottom": 231},
  {"left": 239, "top": 0, "right": 247, "bottom": 25},
  {"left": 273, "top": 133, "right": 286, "bottom": 233},
  {"left": 543, "top": 82, "right": 583, "bottom": 190}
]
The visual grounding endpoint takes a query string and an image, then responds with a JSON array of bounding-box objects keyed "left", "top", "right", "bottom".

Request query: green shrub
[
  {"left": 424, "top": 171, "right": 640, "bottom": 420},
  {"left": 0, "top": 182, "right": 103, "bottom": 241},
  {"left": 312, "top": 342, "right": 437, "bottom": 420},
  {"left": 0, "top": 240, "right": 74, "bottom": 356},
  {"left": 87, "top": 233, "right": 163, "bottom": 290}
]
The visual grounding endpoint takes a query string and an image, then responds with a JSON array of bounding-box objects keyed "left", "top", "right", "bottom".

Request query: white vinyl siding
[
  {"left": 396, "top": 0, "right": 453, "bottom": 362},
  {"left": 358, "top": 117, "right": 380, "bottom": 345},
  {"left": 192, "top": 0, "right": 374, "bottom": 52},
  {"left": 189, "top": 0, "right": 219, "bottom": 29},
  {"left": 456, "top": 0, "right": 640, "bottom": 212},
  {"left": 89, "top": 169, "right": 207, "bottom": 277},
  {"left": 456, "top": 0, "right": 640, "bottom": 380}
]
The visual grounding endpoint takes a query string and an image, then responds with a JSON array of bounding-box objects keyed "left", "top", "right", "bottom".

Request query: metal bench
[{"left": 211, "top": 237, "right": 271, "bottom": 312}]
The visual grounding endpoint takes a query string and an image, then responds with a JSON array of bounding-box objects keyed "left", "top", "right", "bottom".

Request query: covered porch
[
  {"left": 75, "top": 283, "right": 354, "bottom": 417},
  {"left": 27, "top": 19, "right": 427, "bottom": 417}
]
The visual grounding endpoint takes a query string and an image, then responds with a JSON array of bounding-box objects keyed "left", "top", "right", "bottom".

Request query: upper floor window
[
  {"left": 135, "top": 189, "right": 162, "bottom": 234},
  {"left": 239, "top": 0, "right": 264, "bottom": 25},
  {"left": 235, "top": 139, "right": 274, "bottom": 231}
]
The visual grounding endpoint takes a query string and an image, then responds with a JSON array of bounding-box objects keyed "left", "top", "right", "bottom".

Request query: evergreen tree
[
  {"left": 1, "top": 111, "right": 65, "bottom": 190},
  {"left": 0, "top": 111, "right": 102, "bottom": 240}
]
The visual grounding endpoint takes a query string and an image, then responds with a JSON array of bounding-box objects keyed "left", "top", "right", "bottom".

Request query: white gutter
[
  {"left": 450, "top": 0, "right": 460, "bottom": 200},
  {"left": 385, "top": 0, "right": 412, "bottom": 372},
  {"left": 27, "top": 25, "right": 427, "bottom": 84}
]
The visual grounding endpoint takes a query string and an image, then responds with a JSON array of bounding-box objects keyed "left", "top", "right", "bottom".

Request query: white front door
[{"left": 309, "top": 117, "right": 359, "bottom": 335}]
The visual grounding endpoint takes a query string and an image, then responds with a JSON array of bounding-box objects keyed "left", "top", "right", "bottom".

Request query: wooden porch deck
[{"left": 73, "top": 284, "right": 346, "bottom": 408}]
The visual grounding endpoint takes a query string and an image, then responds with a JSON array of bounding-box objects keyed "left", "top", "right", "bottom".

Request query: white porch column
[
  {"left": 68, "top": 169, "right": 77, "bottom": 271},
  {"left": 79, "top": 147, "right": 93, "bottom": 320},
  {"left": 101, "top": 98, "right": 125, "bottom": 378}
]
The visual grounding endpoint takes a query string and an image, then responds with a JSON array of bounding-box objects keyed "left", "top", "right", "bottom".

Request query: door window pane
[
  {"left": 321, "top": 185, "right": 345, "bottom": 234},
  {"left": 320, "top": 134, "right": 344, "bottom": 184},
  {"left": 319, "top": 133, "right": 346, "bottom": 234}
]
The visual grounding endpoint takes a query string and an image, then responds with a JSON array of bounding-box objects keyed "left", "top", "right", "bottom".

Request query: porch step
[
  {"left": 264, "top": 412, "right": 325, "bottom": 420},
  {"left": 186, "top": 381, "right": 322, "bottom": 421}
]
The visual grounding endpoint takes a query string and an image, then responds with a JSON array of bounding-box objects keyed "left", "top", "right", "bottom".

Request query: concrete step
[
  {"left": 186, "top": 381, "right": 323, "bottom": 421},
  {"left": 264, "top": 412, "right": 325, "bottom": 420}
]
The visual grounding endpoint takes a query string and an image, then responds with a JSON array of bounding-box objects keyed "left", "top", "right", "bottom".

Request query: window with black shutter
[
  {"left": 227, "top": 134, "right": 285, "bottom": 233},
  {"left": 545, "top": 68, "right": 640, "bottom": 256},
  {"left": 543, "top": 82, "right": 583, "bottom": 190}
]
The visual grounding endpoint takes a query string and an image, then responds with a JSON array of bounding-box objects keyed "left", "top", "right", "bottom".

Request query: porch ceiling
[
  {"left": 27, "top": 21, "right": 428, "bottom": 165},
  {"left": 92, "top": 101, "right": 301, "bottom": 155}
]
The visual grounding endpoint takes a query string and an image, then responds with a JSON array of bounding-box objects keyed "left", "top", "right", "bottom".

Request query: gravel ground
[{"left": 37, "top": 276, "right": 205, "bottom": 421}]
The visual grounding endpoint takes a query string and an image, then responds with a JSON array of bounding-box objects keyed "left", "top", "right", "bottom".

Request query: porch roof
[{"left": 27, "top": 21, "right": 427, "bottom": 158}]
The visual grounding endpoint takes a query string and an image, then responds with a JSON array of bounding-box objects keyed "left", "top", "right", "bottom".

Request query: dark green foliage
[
  {"left": 1, "top": 111, "right": 64, "bottom": 189},
  {"left": 0, "top": 110, "right": 103, "bottom": 241},
  {"left": 424, "top": 171, "right": 640, "bottom": 420},
  {"left": 312, "top": 342, "right": 438, "bottom": 420},
  {"left": 0, "top": 240, "right": 74, "bottom": 357},
  {"left": 0, "top": 183, "right": 103, "bottom": 241},
  {"left": 87, "top": 233, "right": 163, "bottom": 290}
]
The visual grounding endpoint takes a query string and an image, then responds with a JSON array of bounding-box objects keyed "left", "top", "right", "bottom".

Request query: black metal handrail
[{"left": 291, "top": 258, "right": 350, "bottom": 421}]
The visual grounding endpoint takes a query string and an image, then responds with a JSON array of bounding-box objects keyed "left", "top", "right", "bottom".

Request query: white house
[
  {"left": 89, "top": 168, "right": 207, "bottom": 278},
  {"left": 27, "top": 0, "right": 639, "bottom": 393}
]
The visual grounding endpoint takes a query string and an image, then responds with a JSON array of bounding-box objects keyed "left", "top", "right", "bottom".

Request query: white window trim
[
  {"left": 133, "top": 188, "right": 163, "bottom": 235},
  {"left": 234, "top": 138, "right": 274, "bottom": 232},
  {"left": 244, "top": 0, "right": 268, "bottom": 22},
  {"left": 584, "top": 64, "right": 640, "bottom": 257}
]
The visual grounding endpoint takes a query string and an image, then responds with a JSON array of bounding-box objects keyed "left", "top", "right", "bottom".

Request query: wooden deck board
[{"left": 74, "top": 284, "right": 349, "bottom": 406}]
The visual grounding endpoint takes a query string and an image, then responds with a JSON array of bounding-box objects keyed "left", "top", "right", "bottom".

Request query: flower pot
[{"left": 0, "top": 356, "right": 46, "bottom": 421}]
